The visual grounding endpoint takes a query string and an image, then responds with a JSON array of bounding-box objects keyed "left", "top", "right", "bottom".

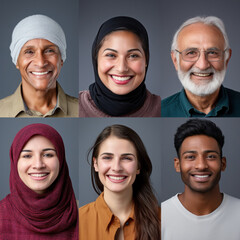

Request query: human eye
[
  {"left": 207, "top": 50, "right": 220, "bottom": 58},
  {"left": 129, "top": 53, "right": 140, "bottom": 59},
  {"left": 101, "top": 155, "right": 113, "bottom": 160},
  {"left": 121, "top": 155, "right": 134, "bottom": 161},
  {"left": 43, "top": 153, "right": 54, "bottom": 158},
  {"left": 21, "top": 153, "right": 32, "bottom": 159},
  {"left": 24, "top": 49, "right": 34, "bottom": 55},
  {"left": 184, "top": 49, "right": 198, "bottom": 57},
  {"left": 105, "top": 52, "right": 116, "bottom": 58},
  {"left": 206, "top": 154, "right": 218, "bottom": 160},
  {"left": 184, "top": 154, "right": 195, "bottom": 160}
]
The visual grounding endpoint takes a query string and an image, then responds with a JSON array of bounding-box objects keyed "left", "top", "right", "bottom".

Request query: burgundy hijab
[{"left": 0, "top": 123, "right": 78, "bottom": 239}]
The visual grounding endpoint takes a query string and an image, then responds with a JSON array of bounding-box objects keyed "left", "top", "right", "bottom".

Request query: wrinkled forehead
[{"left": 177, "top": 23, "right": 225, "bottom": 50}]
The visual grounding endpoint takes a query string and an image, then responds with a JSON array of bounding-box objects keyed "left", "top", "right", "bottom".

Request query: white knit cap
[{"left": 10, "top": 14, "right": 66, "bottom": 65}]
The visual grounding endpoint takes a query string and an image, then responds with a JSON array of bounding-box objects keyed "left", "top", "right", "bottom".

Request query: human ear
[
  {"left": 174, "top": 158, "right": 181, "bottom": 172},
  {"left": 221, "top": 157, "right": 226, "bottom": 171},
  {"left": 93, "top": 157, "right": 99, "bottom": 172},
  {"left": 171, "top": 51, "right": 178, "bottom": 71},
  {"left": 136, "top": 169, "right": 140, "bottom": 175},
  {"left": 16, "top": 62, "right": 19, "bottom": 69},
  {"left": 225, "top": 49, "right": 232, "bottom": 67}
]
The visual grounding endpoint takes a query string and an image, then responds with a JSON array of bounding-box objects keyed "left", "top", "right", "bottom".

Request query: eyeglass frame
[{"left": 174, "top": 48, "right": 228, "bottom": 62}]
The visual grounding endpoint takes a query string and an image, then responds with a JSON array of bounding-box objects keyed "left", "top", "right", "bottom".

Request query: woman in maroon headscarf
[{"left": 0, "top": 123, "right": 78, "bottom": 239}]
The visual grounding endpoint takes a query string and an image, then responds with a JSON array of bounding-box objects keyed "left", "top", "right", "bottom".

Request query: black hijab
[{"left": 89, "top": 16, "right": 149, "bottom": 116}]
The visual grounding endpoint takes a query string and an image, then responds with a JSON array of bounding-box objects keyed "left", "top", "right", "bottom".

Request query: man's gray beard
[{"left": 177, "top": 64, "right": 226, "bottom": 97}]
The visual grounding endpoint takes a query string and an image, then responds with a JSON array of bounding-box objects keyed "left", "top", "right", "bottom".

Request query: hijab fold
[
  {"left": 89, "top": 16, "right": 149, "bottom": 116},
  {"left": 2, "top": 123, "right": 78, "bottom": 239}
]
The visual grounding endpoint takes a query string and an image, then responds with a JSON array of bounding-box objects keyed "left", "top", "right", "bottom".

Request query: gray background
[
  {"left": 78, "top": 0, "right": 240, "bottom": 99},
  {"left": 78, "top": 118, "right": 162, "bottom": 206},
  {"left": 0, "top": 118, "right": 79, "bottom": 200},
  {"left": 0, "top": 0, "right": 79, "bottom": 99},
  {"left": 161, "top": 118, "right": 240, "bottom": 202}
]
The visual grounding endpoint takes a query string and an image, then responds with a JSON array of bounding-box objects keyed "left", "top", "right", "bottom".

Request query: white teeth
[
  {"left": 32, "top": 71, "right": 49, "bottom": 75},
  {"left": 112, "top": 75, "right": 131, "bottom": 81},
  {"left": 194, "top": 175, "right": 209, "bottom": 178},
  {"left": 109, "top": 176, "right": 125, "bottom": 180},
  {"left": 193, "top": 73, "right": 211, "bottom": 77},
  {"left": 30, "top": 173, "right": 48, "bottom": 177}
]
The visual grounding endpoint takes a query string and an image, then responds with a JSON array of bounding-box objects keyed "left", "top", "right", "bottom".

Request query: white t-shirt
[{"left": 161, "top": 193, "right": 240, "bottom": 240}]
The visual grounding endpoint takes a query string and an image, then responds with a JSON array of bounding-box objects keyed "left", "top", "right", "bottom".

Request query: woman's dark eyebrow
[
  {"left": 127, "top": 48, "right": 142, "bottom": 53},
  {"left": 103, "top": 48, "right": 117, "bottom": 53},
  {"left": 21, "top": 148, "right": 56, "bottom": 152}
]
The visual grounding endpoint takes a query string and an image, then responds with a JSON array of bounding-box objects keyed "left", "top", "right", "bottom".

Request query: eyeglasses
[{"left": 175, "top": 48, "right": 228, "bottom": 62}]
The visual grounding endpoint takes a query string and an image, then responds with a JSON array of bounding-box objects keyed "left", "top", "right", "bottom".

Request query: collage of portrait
[{"left": 0, "top": 0, "right": 240, "bottom": 239}]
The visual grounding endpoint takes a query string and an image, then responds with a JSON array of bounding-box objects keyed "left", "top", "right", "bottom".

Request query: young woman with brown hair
[{"left": 79, "top": 124, "right": 160, "bottom": 240}]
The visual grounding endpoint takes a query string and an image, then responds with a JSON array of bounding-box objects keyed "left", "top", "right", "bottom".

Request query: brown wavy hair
[{"left": 88, "top": 124, "right": 160, "bottom": 240}]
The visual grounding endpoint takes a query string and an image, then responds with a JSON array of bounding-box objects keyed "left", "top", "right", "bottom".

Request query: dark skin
[{"left": 174, "top": 135, "right": 226, "bottom": 216}]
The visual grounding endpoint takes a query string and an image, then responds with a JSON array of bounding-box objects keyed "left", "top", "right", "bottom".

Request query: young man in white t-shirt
[{"left": 162, "top": 119, "right": 240, "bottom": 240}]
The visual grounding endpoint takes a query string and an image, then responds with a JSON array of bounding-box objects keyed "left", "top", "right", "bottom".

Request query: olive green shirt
[{"left": 0, "top": 82, "right": 78, "bottom": 117}]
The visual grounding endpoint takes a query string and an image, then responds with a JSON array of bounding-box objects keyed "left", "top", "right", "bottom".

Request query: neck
[
  {"left": 21, "top": 82, "right": 57, "bottom": 115},
  {"left": 178, "top": 184, "right": 223, "bottom": 216},
  {"left": 185, "top": 88, "right": 220, "bottom": 114},
  {"left": 104, "top": 187, "right": 133, "bottom": 226}
]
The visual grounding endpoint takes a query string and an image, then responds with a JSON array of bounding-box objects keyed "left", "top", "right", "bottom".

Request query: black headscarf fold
[{"left": 89, "top": 16, "right": 149, "bottom": 116}]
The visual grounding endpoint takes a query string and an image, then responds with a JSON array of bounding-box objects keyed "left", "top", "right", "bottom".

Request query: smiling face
[
  {"left": 93, "top": 135, "right": 140, "bottom": 195},
  {"left": 171, "top": 23, "right": 231, "bottom": 96},
  {"left": 17, "top": 135, "right": 60, "bottom": 194},
  {"left": 174, "top": 135, "right": 226, "bottom": 194},
  {"left": 16, "top": 39, "right": 63, "bottom": 93},
  {"left": 97, "top": 30, "right": 146, "bottom": 95}
]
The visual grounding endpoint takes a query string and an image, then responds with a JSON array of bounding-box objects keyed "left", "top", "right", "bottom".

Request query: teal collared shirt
[{"left": 161, "top": 85, "right": 240, "bottom": 117}]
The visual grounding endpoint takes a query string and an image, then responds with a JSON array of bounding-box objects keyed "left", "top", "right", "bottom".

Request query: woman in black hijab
[{"left": 79, "top": 16, "right": 161, "bottom": 117}]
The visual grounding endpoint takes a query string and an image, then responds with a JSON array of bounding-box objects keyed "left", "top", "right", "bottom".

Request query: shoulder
[
  {"left": 125, "top": 90, "right": 161, "bottom": 117},
  {"left": 161, "top": 92, "right": 181, "bottom": 106},
  {"left": 224, "top": 194, "right": 240, "bottom": 206},
  {"left": 78, "top": 90, "right": 110, "bottom": 117},
  {"left": 161, "top": 92, "right": 186, "bottom": 117},
  {"left": 0, "top": 89, "right": 21, "bottom": 117},
  {"left": 224, "top": 87, "right": 240, "bottom": 102},
  {"left": 79, "top": 201, "right": 97, "bottom": 217}
]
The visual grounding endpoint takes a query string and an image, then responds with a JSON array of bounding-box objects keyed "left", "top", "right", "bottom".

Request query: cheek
[
  {"left": 132, "top": 61, "right": 146, "bottom": 76},
  {"left": 17, "top": 159, "right": 28, "bottom": 178},
  {"left": 211, "top": 61, "right": 225, "bottom": 71},
  {"left": 98, "top": 59, "right": 113, "bottom": 75},
  {"left": 49, "top": 158, "right": 60, "bottom": 175},
  {"left": 179, "top": 59, "right": 194, "bottom": 72}
]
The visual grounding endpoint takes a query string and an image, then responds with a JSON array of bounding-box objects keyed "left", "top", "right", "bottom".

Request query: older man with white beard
[{"left": 161, "top": 16, "right": 240, "bottom": 117}]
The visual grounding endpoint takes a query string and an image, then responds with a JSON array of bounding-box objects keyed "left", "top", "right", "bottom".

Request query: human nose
[
  {"left": 116, "top": 57, "right": 128, "bottom": 72},
  {"left": 112, "top": 158, "right": 123, "bottom": 172},
  {"left": 194, "top": 155, "right": 208, "bottom": 170},
  {"left": 34, "top": 51, "right": 47, "bottom": 67},
  {"left": 194, "top": 51, "right": 211, "bottom": 70},
  {"left": 33, "top": 155, "right": 46, "bottom": 169}
]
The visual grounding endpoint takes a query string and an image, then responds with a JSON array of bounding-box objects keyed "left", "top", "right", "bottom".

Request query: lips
[
  {"left": 28, "top": 172, "right": 49, "bottom": 180},
  {"left": 107, "top": 175, "right": 127, "bottom": 183},
  {"left": 191, "top": 173, "right": 212, "bottom": 182},
  {"left": 192, "top": 72, "right": 213, "bottom": 77},
  {"left": 110, "top": 75, "right": 133, "bottom": 85}
]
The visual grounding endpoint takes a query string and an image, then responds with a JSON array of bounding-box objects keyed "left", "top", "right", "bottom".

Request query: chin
[{"left": 178, "top": 69, "right": 226, "bottom": 97}]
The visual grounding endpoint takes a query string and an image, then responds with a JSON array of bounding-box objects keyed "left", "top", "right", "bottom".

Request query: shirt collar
[
  {"left": 180, "top": 85, "right": 229, "bottom": 117},
  {"left": 96, "top": 192, "right": 135, "bottom": 231},
  {"left": 13, "top": 82, "right": 67, "bottom": 117}
]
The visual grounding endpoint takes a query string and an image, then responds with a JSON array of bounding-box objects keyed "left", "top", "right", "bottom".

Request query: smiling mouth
[
  {"left": 107, "top": 175, "right": 127, "bottom": 183},
  {"left": 28, "top": 173, "right": 49, "bottom": 180},
  {"left": 31, "top": 71, "right": 51, "bottom": 76},
  {"left": 192, "top": 72, "right": 213, "bottom": 77},
  {"left": 110, "top": 75, "right": 133, "bottom": 85},
  {"left": 191, "top": 173, "right": 211, "bottom": 182}
]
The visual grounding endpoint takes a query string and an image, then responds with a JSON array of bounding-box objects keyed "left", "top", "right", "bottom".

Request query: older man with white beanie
[{"left": 0, "top": 14, "right": 78, "bottom": 117}]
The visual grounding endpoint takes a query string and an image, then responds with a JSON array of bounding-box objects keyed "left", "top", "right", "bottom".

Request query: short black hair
[{"left": 174, "top": 119, "right": 224, "bottom": 158}]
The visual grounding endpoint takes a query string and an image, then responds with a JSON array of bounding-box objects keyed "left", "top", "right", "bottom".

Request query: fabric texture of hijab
[
  {"left": 0, "top": 123, "right": 78, "bottom": 239},
  {"left": 89, "top": 16, "right": 149, "bottom": 116}
]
